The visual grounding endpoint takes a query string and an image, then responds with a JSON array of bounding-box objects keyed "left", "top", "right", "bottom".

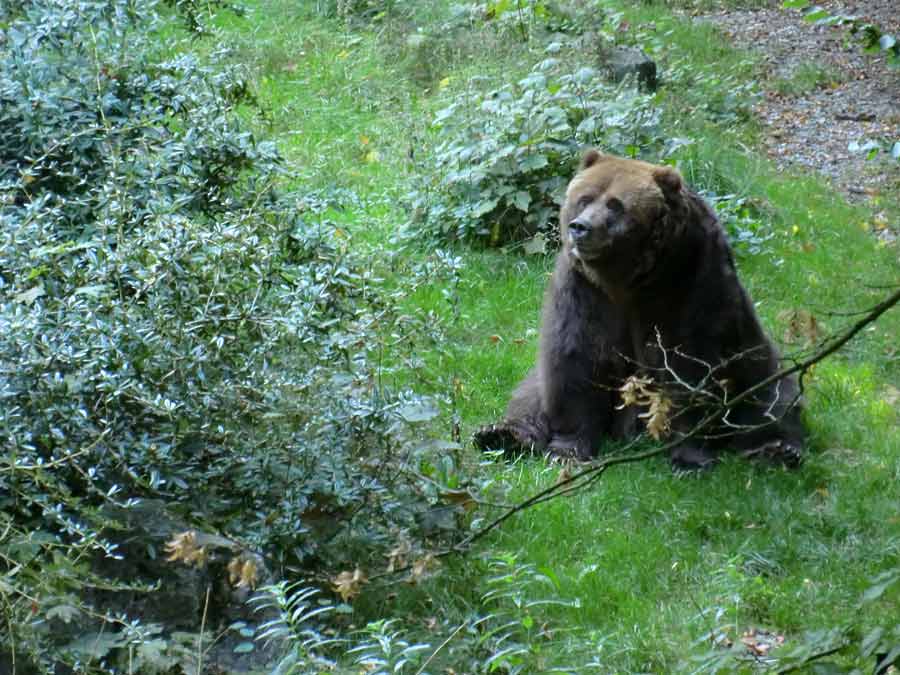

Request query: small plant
[
  {"left": 771, "top": 61, "right": 844, "bottom": 96},
  {"left": 704, "top": 193, "right": 775, "bottom": 258},
  {"left": 408, "top": 47, "right": 663, "bottom": 245},
  {"left": 347, "top": 620, "right": 432, "bottom": 674},
  {"left": 252, "top": 582, "right": 339, "bottom": 672}
]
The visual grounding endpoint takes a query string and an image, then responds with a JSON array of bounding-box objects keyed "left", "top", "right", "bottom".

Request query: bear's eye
[
  {"left": 576, "top": 195, "right": 593, "bottom": 210},
  {"left": 606, "top": 197, "right": 624, "bottom": 215}
]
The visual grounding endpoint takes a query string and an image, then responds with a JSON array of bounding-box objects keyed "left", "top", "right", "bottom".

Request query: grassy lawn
[{"left": 209, "top": 1, "right": 898, "bottom": 671}]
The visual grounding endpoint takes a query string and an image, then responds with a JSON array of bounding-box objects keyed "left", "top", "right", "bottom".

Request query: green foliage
[
  {"left": 163, "top": 0, "right": 242, "bottom": 33},
  {"left": 705, "top": 193, "right": 775, "bottom": 258},
  {"left": 0, "top": 0, "right": 454, "bottom": 668},
  {"left": 319, "top": 0, "right": 414, "bottom": 23},
  {"left": 252, "top": 582, "right": 339, "bottom": 672},
  {"left": 260, "top": 554, "right": 586, "bottom": 673},
  {"left": 408, "top": 49, "right": 663, "bottom": 245},
  {"left": 783, "top": 0, "right": 900, "bottom": 63},
  {"left": 481, "top": 0, "right": 571, "bottom": 42}
]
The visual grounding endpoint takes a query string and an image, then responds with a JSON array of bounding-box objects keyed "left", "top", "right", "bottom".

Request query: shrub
[
  {"left": 1, "top": 0, "right": 457, "bottom": 668},
  {"left": 407, "top": 48, "right": 663, "bottom": 245}
]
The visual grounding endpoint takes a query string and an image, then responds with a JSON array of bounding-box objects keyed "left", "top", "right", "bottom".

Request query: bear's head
[{"left": 559, "top": 149, "right": 686, "bottom": 297}]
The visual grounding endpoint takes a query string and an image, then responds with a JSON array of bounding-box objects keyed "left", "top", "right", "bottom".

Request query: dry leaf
[
  {"left": 777, "top": 309, "right": 820, "bottom": 346},
  {"left": 617, "top": 375, "right": 654, "bottom": 408},
  {"left": 555, "top": 462, "right": 573, "bottom": 485},
  {"left": 740, "top": 628, "right": 785, "bottom": 656},
  {"left": 640, "top": 393, "right": 672, "bottom": 440},
  {"left": 164, "top": 531, "right": 207, "bottom": 568},
  {"left": 332, "top": 568, "right": 367, "bottom": 602},
  {"left": 386, "top": 537, "right": 412, "bottom": 573},
  {"left": 228, "top": 556, "right": 260, "bottom": 589},
  {"left": 408, "top": 554, "right": 438, "bottom": 585},
  {"left": 439, "top": 489, "right": 477, "bottom": 512},
  {"left": 618, "top": 376, "right": 672, "bottom": 440}
]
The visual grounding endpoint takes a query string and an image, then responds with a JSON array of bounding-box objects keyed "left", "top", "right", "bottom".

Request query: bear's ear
[
  {"left": 653, "top": 166, "right": 683, "bottom": 199},
  {"left": 579, "top": 149, "right": 605, "bottom": 170}
]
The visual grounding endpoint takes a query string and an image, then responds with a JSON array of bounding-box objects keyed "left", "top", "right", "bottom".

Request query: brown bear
[{"left": 474, "top": 150, "right": 805, "bottom": 469}]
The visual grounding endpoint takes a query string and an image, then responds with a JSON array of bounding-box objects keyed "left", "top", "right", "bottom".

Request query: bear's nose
[{"left": 569, "top": 217, "right": 590, "bottom": 239}]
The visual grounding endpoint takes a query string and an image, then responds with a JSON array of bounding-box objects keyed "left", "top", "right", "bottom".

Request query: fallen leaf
[
  {"left": 386, "top": 537, "right": 412, "bottom": 573},
  {"left": 332, "top": 568, "right": 367, "bottom": 602},
  {"left": 439, "top": 489, "right": 478, "bottom": 512},
  {"left": 777, "top": 309, "right": 820, "bottom": 346},
  {"left": 408, "top": 554, "right": 438, "bottom": 585}
]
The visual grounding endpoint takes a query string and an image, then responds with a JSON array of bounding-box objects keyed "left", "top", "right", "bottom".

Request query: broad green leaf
[
  {"left": 519, "top": 154, "right": 548, "bottom": 171},
  {"left": 14, "top": 285, "right": 44, "bottom": 306},
  {"left": 803, "top": 6, "right": 830, "bottom": 22},
  {"left": 46, "top": 604, "right": 80, "bottom": 623},
  {"left": 65, "top": 632, "right": 124, "bottom": 657},
  {"left": 472, "top": 198, "right": 499, "bottom": 217},
  {"left": 861, "top": 572, "right": 898, "bottom": 602},
  {"left": 522, "top": 233, "right": 546, "bottom": 255},
  {"left": 233, "top": 641, "right": 255, "bottom": 654},
  {"left": 398, "top": 401, "right": 439, "bottom": 423},
  {"left": 782, "top": 0, "right": 810, "bottom": 7},
  {"left": 861, "top": 626, "right": 884, "bottom": 657},
  {"left": 511, "top": 190, "right": 531, "bottom": 212},
  {"left": 73, "top": 285, "right": 107, "bottom": 297}
]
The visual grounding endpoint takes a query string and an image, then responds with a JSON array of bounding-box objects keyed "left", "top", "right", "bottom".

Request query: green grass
[{"left": 208, "top": 0, "right": 899, "bottom": 671}]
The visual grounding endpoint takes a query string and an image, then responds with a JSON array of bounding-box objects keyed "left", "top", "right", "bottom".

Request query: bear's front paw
[
  {"left": 473, "top": 423, "right": 535, "bottom": 457},
  {"left": 547, "top": 438, "right": 593, "bottom": 462}
]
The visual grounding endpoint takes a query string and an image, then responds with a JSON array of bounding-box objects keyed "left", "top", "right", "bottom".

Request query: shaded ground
[{"left": 700, "top": 0, "right": 899, "bottom": 212}]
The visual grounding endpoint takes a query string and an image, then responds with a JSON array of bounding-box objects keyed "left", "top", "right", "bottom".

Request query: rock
[
  {"left": 90, "top": 500, "right": 271, "bottom": 628},
  {"left": 607, "top": 46, "right": 658, "bottom": 91}
]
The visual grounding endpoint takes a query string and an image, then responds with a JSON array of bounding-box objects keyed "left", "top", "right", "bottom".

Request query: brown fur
[{"left": 474, "top": 150, "right": 805, "bottom": 468}]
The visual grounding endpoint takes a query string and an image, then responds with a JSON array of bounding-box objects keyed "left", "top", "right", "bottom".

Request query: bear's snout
[{"left": 568, "top": 216, "right": 590, "bottom": 239}]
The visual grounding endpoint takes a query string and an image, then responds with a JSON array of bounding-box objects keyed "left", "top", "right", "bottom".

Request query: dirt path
[{"left": 699, "top": 0, "right": 899, "bottom": 215}]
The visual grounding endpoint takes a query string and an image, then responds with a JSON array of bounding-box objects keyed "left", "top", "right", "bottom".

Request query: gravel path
[{"left": 699, "top": 0, "right": 899, "bottom": 208}]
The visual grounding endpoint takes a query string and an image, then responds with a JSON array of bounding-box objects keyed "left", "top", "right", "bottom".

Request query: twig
[
  {"left": 414, "top": 620, "right": 468, "bottom": 675},
  {"left": 197, "top": 585, "right": 211, "bottom": 675}
]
